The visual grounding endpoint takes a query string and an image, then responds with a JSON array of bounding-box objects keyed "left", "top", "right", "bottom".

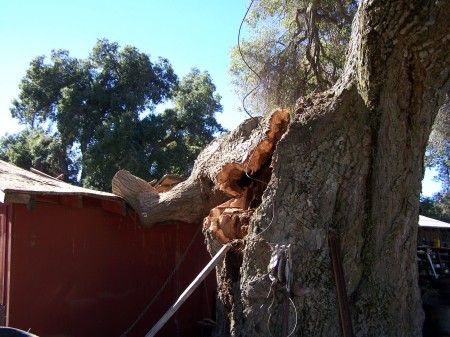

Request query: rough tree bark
[{"left": 113, "top": 1, "right": 449, "bottom": 336}]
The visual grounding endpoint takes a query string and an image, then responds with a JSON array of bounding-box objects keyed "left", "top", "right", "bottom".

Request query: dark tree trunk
[
  {"left": 230, "top": 2, "right": 449, "bottom": 336},
  {"left": 113, "top": 1, "right": 449, "bottom": 336}
]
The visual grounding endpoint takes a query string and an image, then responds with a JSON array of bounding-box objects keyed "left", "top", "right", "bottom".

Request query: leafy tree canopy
[
  {"left": 0, "top": 126, "right": 79, "bottom": 183},
  {"left": 421, "top": 102, "right": 450, "bottom": 221},
  {"left": 231, "top": 1, "right": 449, "bottom": 219},
  {"left": 421, "top": 192, "right": 450, "bottom": 223},
  {"left": 230, "top": 0, "right": 357, "bottom": 114},
  {"left": 426, "top": 101, "right": 450, "bottom": 191},
  {"left": 2, "top": 39, "right": 225, "bottom": 191}
]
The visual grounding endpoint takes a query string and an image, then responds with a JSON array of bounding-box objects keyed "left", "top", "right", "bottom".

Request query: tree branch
[{"left": 112, "top": 108, "right": 290, "bottom": 227}]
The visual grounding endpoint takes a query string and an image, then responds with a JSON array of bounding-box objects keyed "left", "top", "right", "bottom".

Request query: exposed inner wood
[
  {"left": 204, "top": 109, "right": 289, "bottom": 243},
  {"left": 204, "top": 162, "right": 272, "bottom": 243},
  {"left": 112, "top": 108, "right": 290, "bottom": 228},
  {"left": 215, "top": 109, "right": 290, "bottom": 196}
]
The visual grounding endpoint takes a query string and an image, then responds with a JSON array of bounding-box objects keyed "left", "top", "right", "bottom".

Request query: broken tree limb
[
  {"left": 112, "top": 108, "right": 290, "bottom": 227},
  {"left": 113, "top": 170, "right": 228, "bottom": 226}
]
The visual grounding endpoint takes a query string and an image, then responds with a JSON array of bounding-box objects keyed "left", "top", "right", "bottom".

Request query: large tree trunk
[
  {"left": 232, "top": 1, "right": 449, "bottom": 336},
  {"left": 113, "top": 1, "right": 449, "bottom": 336}
]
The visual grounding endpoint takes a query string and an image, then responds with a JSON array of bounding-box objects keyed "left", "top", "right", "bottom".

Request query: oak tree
[
  {"left": 113, "top": 1, "right": 450, "bottom": 336},
  {"left": 230, "top": 0, "right": 357, "bottom": 114},
  {"left": 4, "top": 39, "right": 224, "bottom": 191}
]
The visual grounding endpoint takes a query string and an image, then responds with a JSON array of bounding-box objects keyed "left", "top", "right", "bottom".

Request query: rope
[{"left": 120, "top": 224, "right": 203, "bottom": 337}]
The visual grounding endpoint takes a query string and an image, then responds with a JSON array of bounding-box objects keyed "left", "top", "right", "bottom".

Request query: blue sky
[
  {"left": 0, "top": 0, "right": 250, "bottom": 134},
  {"left": 0, "top": 0, "right": 442, "bottom": 196}
]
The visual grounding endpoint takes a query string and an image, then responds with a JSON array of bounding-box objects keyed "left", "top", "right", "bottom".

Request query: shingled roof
[{"left": 0, "top": 160, "right": 123, "bottom": 207}]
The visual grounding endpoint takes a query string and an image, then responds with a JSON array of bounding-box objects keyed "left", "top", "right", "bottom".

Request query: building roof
[
  {"left": 152, "top": 174, "right": 186, "bottom": 192},
  {"left": 419, "top": 215, "right": 450, "bottom": 229},
  {"left": 0, "top": 160, "right": 122, "bottom": 205}
]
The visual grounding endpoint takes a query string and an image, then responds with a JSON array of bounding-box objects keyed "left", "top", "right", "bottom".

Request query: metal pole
[
  {"left": 329, "top": 232, "right": 354, "bottom": 337},
  {"left": 145, "top": 243, "right": 231, "bottom": 337}
]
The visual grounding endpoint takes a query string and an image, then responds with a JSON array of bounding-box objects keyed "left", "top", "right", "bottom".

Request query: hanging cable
[
  {"left": 287, "top": 297, "right": 298, "bottom": 337},
  {"left": 237, "top": 0, "right": 277, "bottom": 241},
  {"left": 238, "top": 0, "right": 261, "bottom": 120},
  {"left": 120, "top": 224, "right": 203, "bottom": 337},
  {"left": 237, "top": 3, "right": 299, "bottom": 335}
]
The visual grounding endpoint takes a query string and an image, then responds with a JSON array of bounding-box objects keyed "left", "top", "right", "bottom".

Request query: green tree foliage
[
  {"left": 421, "top": 192, "right": 450, "bottom": 223},
  {"left": 420, "top": 102, "right": 450, "bottom": 221},
  {"left": 3, "top": 39, "right": 224, "bottom": 191},
  {"left": 230, "top": 0, "right": 357, "bottom": 114},
  {"left": 149, "top": 69, "right": 225, "bottom": 178},
  {"left": 0, "top": 127, "right": 79, "bottom": 182},
  {"left": 233, "top": 1, "right": 450, "bottom": 221},
  {"left": 426, "top": 101, "right": 450, "bottom": 191}
]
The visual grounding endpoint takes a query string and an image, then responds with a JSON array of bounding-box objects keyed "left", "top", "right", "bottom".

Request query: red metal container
[{"left": 0, "top": 161, "right": 216, "bottom": 337}]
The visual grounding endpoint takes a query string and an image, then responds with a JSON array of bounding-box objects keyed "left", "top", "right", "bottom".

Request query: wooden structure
[
  {"left": 0, "top": 160, "right": 215, "bottom": 337},
  {"left": 418, "top": 215, "right": 450, "bottom": 247},
  {"left": 417, "top": 216, "right": 450, "bottom": 280},
  {"left": 417, "top": 216, "right": 450, "bottom": 336}
]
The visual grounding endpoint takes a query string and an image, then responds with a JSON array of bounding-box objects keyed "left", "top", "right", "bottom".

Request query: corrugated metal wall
[{"left": 0, "top": 199, "right": 216, "bottom": 337}]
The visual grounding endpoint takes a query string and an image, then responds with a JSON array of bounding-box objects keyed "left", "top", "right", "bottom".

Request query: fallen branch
[{"left": 112, "top": 108, "right": 290, "bottom": 227}]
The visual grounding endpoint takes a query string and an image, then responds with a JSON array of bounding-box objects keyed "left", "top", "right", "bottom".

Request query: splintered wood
[
  {"left": 112, "top": 108, "right": 289, "bottom": 229},
  {"left": 204, "top": 200, "right": 252, "bottom": 244},
  {"left": 205, "top": 109, "right": 289, "bottom": 243},
  {"left": 215, "top": 109, "right": 290, "bottom": 196}
]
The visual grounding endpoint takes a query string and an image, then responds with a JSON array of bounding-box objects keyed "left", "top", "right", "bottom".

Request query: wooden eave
[
  {"left": 419, "top": 215, "right": 450, "bottom": 229},
  {"left": 151, "top": 174, "right": 186, "bottom": 193}
]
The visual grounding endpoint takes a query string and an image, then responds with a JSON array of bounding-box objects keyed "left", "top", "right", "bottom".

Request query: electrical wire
[
  {"left": 266, "top": 286, "right": 276, "bottom": 337},
  {"left": 264, "top": 286, "right": 299, "bottom": 337},
  {"left": 287, "top": 297, "right": 298, "bottom": 337},
  {"left": 237, "top": 0, "right": 279, "bottom": 242},
  {"left": 119, "top": 224, "right": 203, "bottom": 337},
  {"left": 238, "top": 0, "right": 261, "bottom": 120},
  {"left": 237, "top": 2, "right": 299, "bottom": 336}
]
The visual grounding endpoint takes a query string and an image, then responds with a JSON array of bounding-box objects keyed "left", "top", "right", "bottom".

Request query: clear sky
[
  {"left": 0, "top": 0, "right": 250, "bottom": 134},
  {"left": 0, "top": 0, "right": 442, "bottom": 196}
]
